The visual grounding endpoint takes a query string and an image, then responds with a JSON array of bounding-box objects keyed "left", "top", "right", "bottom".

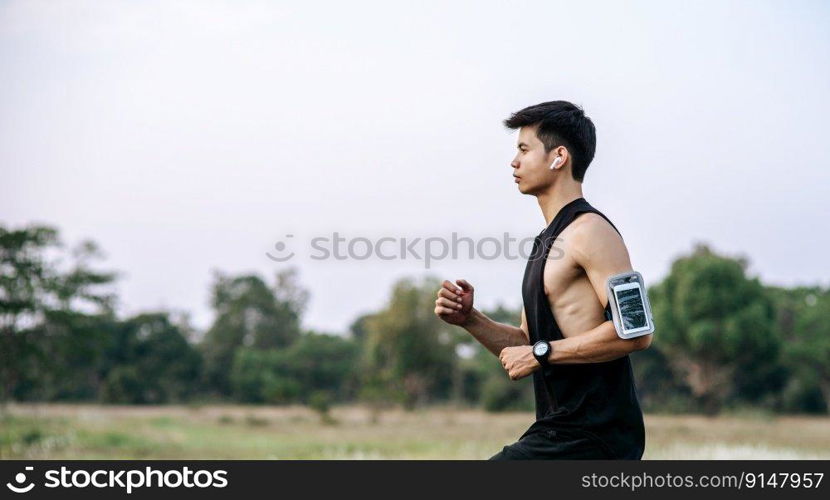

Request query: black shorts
[{"left": 488, "top": 426, "right": 619, "bottom": 460}]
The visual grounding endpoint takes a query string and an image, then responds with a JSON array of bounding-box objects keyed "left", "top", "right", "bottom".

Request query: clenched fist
[
  {"left": 434, "top": 279, "right": 474, "bottom": 326},
  {"left": 499, "top": 345, "right": 539, "bottom": 380}
]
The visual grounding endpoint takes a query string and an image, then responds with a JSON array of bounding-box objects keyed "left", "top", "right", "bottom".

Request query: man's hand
[
  {"left": 499, "top": 345, "right": 540, "bottom": 380},
  {"left": 434, "top": 279, "right": 474, "bottom": 326}
]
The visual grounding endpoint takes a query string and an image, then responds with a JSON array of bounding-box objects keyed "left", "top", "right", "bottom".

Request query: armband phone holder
[{"left": 605, "top": 270, "right": 655, "bottom": 340}]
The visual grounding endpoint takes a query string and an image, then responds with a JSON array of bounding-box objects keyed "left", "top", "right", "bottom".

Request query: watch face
[{"left": 534, "top": 343, "right": 548, "bottom": 356}]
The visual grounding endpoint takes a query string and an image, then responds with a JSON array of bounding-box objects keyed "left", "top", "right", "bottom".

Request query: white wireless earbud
[{"left": 550, "top": 157, "right": 563, "bottom": 170}]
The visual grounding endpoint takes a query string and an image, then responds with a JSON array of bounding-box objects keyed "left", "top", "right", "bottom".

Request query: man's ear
[{"left": 548, "top": 146, "right": 569, "bottom": 169}]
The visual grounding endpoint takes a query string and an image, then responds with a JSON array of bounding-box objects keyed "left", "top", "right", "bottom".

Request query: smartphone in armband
[{"left": 605, "top": 271, "right": 655, "bottom": 339}]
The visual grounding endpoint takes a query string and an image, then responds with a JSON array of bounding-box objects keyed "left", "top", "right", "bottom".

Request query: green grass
[{"left": 1, "top": 404, "right": 828, "bottom": 459}]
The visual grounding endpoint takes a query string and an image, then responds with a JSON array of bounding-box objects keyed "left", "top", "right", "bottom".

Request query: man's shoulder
[
  {"left": 565, "top": 211, "right": 628, "bottom": 268},
  {"left": 569, "top": 211, "right": 621, "bottom": 244}
]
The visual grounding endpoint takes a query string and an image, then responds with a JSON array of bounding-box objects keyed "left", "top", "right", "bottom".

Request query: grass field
[{"left": 1, "top": 404, "right": 828, "bottom": 460}]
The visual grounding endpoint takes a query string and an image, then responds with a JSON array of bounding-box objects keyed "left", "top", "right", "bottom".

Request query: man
[{"left": 434, "top": 100, "right": 652, "bottom": 459}]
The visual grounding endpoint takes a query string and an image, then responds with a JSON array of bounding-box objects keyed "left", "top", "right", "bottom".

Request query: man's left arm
[
  {"left": 546, "top": 216, "right": 652, "bottom": 364},
  {"left": 499, "top": 215, "right": 652, "bottom": 379}
]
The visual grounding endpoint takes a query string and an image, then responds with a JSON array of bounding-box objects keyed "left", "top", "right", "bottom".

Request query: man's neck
[{"left": 536, "top": 181, "right": 585, "bottom": 226}]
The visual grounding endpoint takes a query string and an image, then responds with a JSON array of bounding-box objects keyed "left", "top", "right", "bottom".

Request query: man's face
[{"left": 510, "top": 125, "right": 558, "bottom": 195}]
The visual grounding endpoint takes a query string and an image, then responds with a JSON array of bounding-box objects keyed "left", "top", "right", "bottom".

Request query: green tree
[
  {"left": 630, "top": 343, "right": 694, "bottom": 413},
  {"left": 771, "top": 286, "right": 830, "bottom": 413},
  {"left": 100, "top": 313, "right": 202, "bottom": 404},
  {"left": 650, "top": 243, "right": 780, "bottom": 414},
  {"left": 229, "top": 332, "right": 358, "bottom": 404},
  {"left": 348, "top": 313, "right": 373, "bottom": 343},
  {"left": 0, "top": 224, "right": 116, "bottom": 401},
  {"left": 359, "top": 276, "right": 458, "bottom": 410},
  {"left": 201, "top": 268, "right": 308, "bottom": 396},
  {"left": 18, "top": 311, "right": 118, "bottom": 401}
]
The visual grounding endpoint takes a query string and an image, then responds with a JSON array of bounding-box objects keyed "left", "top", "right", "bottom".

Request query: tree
[
  {"left": 359, "top": 276, "right": 458, "bottom": 409},
  {"left": 19, "top": 310, "right": 119, "bottom": 401},
  {"left": 630, "top": 343, "right": 694, "bottom": 413},
  {"left": 649, "top": 243, "right": 780, "bottom": 415},
  {"left": 772, "top": 286, "right": 830, "bottom": 413},
  {"left": 348, "top": 313, "right": 373, "bottom": 343},
  {"left": 229, "top": 331, "right": 359, "bottom": 404},
  {"left": 0, "top": 224, "right": 116, "bottom": 401},
  {"left": 100, "top": 313, "right": 202, "bottom": 404},
  {"left": 201, "top": 268, "right": 309, "bottom": 397}
]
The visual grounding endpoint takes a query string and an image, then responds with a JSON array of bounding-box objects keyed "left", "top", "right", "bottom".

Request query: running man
[{"left": 434, "top": 100, "right": 652, "bottom": 460}]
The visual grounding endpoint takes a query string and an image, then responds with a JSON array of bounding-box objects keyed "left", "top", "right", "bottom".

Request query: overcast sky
[{"left": 2, "top": 0, "right": 828, "bottom": 334}]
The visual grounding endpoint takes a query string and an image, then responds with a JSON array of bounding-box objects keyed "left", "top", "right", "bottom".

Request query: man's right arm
[{"left": 462, "top": 307, "right": 530, "bottom": 357}]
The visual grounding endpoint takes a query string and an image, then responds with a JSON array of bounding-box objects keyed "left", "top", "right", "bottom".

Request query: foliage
[
  {"left": 2, "top": 222, "right": 829, "bottom": 415},
  {"left": 649, "top": 243, "right": 781, "bottom": 414}
]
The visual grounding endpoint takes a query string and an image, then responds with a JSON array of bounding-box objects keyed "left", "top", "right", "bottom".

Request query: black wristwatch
[{"left": 532, "top": 340, "right": 551, "bottom": 367}]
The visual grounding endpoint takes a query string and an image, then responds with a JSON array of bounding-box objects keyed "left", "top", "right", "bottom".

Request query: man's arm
[
  {"left": 547, "top": 320, "right": 650, "bottom": 364},
  {"left": 546, "top": 214, "right": 652, "bottom": 363},
  {"left": 462, "top": 306, "right": 529, "bottom": 357},
  {"left": 498, "top": 215, "right": 652, "bottom": 379}
]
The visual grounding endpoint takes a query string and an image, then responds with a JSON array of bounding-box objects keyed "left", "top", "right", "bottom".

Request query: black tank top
[{"left": 521, "top": 197, "right": 645, "bottom": 459}]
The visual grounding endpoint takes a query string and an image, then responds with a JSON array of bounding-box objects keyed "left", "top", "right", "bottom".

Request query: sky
[{"left": 1, "top": 0, "right": 828, "bottom": 335}]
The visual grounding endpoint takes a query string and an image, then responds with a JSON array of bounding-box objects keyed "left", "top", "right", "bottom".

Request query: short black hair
[{"left": 503, "top": 100, "right": 596, "bottom": 182}]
